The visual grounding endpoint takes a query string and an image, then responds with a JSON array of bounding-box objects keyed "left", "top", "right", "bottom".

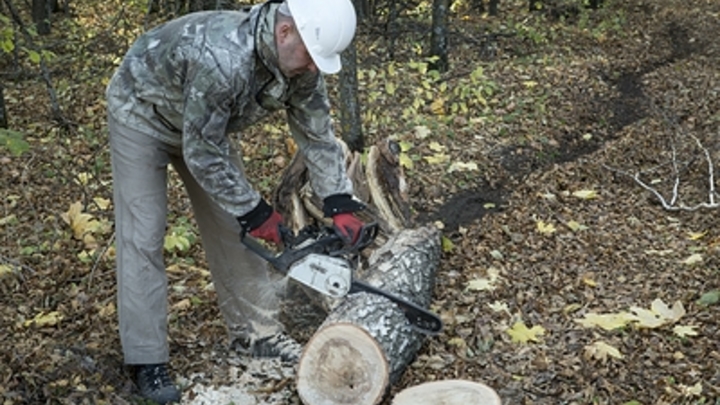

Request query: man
[{"left": 105, "top": 0, "right": 364, "bottom": 403}]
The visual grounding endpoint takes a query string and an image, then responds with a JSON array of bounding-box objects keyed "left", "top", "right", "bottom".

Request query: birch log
[
  {"left": 391, "top": 380, "right": 501, "bottom": 405},
  {"left": 296, "top": 226, "right": 442, "bottom": 405}
]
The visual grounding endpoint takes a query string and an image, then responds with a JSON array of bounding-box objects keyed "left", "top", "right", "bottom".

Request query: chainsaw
[{"left": 241, "top": 223, "right": 443, "bottom": 335}]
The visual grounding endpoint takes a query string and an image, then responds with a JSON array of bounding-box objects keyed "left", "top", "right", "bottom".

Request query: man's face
[{"left": 276, "top": 23, "right": 318, "bottom": 78}]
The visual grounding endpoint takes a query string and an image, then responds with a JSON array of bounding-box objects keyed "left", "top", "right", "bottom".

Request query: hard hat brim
[{"left": 308, "top": 51, "right": 341, "bottom": 75}]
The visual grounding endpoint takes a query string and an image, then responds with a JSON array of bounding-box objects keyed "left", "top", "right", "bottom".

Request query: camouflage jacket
[{"left": 106, "top": 2, "right": 352, "bottom": 218}]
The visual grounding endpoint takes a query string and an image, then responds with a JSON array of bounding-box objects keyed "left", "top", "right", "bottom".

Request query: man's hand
[
  {"left": 332, "top": 212, "right": 365, "bottom": 245},
  {"left": 249, "top": 210, "right": 284, "bottom": 246},
  {"left": 238, "top": 199, "right": 284, "bottom": 246}
]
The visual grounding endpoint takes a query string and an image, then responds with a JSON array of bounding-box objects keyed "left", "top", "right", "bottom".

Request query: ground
[{"left": 1, "top": 0, "right": 719, "bottom": 404}]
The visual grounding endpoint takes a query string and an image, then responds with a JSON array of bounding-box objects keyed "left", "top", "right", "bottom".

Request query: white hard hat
[{"left": 285, "top": 0, "right": 357, "bottom": 74}]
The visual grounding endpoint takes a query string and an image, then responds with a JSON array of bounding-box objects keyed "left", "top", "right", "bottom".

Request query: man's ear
[{"left": 276, "top": 21, "right": 292, "bottom": 45}]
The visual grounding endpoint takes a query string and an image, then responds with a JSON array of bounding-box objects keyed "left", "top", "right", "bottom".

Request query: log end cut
[
  {"left": 297, "top": 323, "right": 390, "bottom": 405},
  {"left": 391, "top": 379, "right": 501, "bottom": 405}
]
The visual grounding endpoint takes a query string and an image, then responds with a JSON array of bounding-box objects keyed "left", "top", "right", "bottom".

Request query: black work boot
[{"left": 135, "top": 363, "right": 181, "bottom": 404}]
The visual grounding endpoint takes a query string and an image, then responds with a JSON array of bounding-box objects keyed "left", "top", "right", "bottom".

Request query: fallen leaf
[
  {"left": 428, "top": 141, "right": 445, "bottom": 152},
  {"left": 567, "top": 220, "right": 588, "bottom": 231},
  {"left": 24, "top": 311, "right": 63, "bottom": 327},
  {"left": 651, "top": 299, "right": 685, "bottom": 323},
  {"left": 686, "top": 231, "right": 706, "bottom": 240},
  {"left": 447, "top": 161, "right": 479, "bottom": 172},
  {"left": 572, "top": 189, "right": 598, "bottom": 199},
  {"left": 584, "top": 341, "right": 623, "bottom": 362},
  {"left": 536, "top": 220, "right": 556, "bottom": 234},
  {"left": 575, "top": 312, "right": 637, "bottom": 330},
  {"left": 682, "top": 253, "right": 703, "bottom": 265},
  {"left": 424, "top": 153, "right": 450, "bottom": 164},
  {"left": 630, "top": 306, "right": 665, "bottom": 328},
  {"left": 678, "top": 382, "right": 703, "bottom": 397},
  {"left": 414, "top": 125, "right": 431, "bottom": 139},
  {"left": 506, "top": 321, "right": 545, "bottom": 343},
  {"left": 466, "top": 278, "right": 496, "bottom": 292},
  {"left": 673, "top": 325, "right": 698, "bottom": 338},
  {"left": 696, "top": 290, "right": 720, "bottom": 306}
]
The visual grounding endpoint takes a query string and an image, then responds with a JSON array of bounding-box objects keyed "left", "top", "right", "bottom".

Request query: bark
[
  {"left": 297, "top": 226, "right": 442, "bottom": 405},
  {"left": 339, "top": 41, "right": 364, "bottom": 152},
  {"left": 430, "top": 0, "right": 449, "bottom": 72},
  {"left": 0, "top": 85, "right": 7, "bottom": 129},
  {"left": 31, "top": 0, "right": 51, "bottom": 35},
  {"left": 391, "top": 380, "right": 501, "bottom": 405}
]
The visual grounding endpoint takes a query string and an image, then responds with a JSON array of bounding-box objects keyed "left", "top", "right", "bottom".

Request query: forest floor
[{"left": 1, "top": 0, "right": 720, "bottom": 404}]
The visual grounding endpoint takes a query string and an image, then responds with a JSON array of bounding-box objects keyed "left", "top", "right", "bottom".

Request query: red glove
[
  {"left": 332, "top": 213, "right": 365, "bottom": 245},
  {"left": 249, "top": 210, "right": 284, "bottom": 246}
]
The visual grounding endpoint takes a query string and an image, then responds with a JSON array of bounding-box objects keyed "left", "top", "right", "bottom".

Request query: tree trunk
[
  {"left": 296, "top": 226, "right": 442, "bottom": 405},
  {"left": 392, "top": 380, "right": 501, "bottom": 405},
  {"left": 339, "top": 41, "right": 364, "bottom": 152},
  {"left": 429, "top": 0, "right": 449, "bottom": 72},
  {"left": 32, "top": 0, "right": 51, "bottom": 35},
  {"left": 0, "top": 85, "right": 7, "bottom": 129}
]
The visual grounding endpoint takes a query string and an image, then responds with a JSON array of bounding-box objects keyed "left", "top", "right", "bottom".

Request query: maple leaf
[
  {"left": 61, "top": 201, "right": 97, "bottom": 240},
  {"left": 575, "top": 312, "right": 637, "bottom": 331},
  {"left": 428, "top": 141, "right": 446, "bottom": 152},
  {"left": 651, "top": 298, "right": 685, "bottom": 323},
  {"left": 536, "top": 220, "right": 556, "bottom": 234},
  {"left": 673, "top": 325, "right": 698, "bottom": 338},
  {"left": 584, "top": 341, "right": 623, "bottom": 362},
  {"left": 506, "top": 321, "right": 545, "bottom": 343},
  {"left": 629, "top": 306, "right": 665, "bottom": 328},
  {"left": 424, "top": 153, "right": 450, "bottom": 164}
]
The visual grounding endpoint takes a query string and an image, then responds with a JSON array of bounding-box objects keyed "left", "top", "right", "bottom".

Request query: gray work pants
[{"left": 109, "top": 114, "right": 285, "bottom": 365}]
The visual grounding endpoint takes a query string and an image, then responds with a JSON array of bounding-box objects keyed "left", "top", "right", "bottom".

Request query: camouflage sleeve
[
  {"left": 286, "top": 75, "right": 353, "bottom": 200},
  {"left": 181, "top": 50, "right": 261, "bottom": 218}
]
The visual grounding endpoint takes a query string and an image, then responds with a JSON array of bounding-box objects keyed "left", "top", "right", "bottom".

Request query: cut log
[
  {"left": 391, "top": 380, "right": 501, "bottom": 405},
  {"left": 296, "top": 226, "right": 441, "bottom": 405}
]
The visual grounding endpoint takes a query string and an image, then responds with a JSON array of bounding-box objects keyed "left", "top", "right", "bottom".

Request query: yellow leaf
[
  {"left": 386, "top": 82, "right": 396, "bottom": 95},
  {"left": 0, "top": 264, "right": 14, "bottom": 278},
  {"left": 424, "top": 153, "right": 450, "bottom": 165},
  {"left": 584, "top": 341, "right": 623, "bottom": 362},
  {"left": 682, "top": 253, "right": 703, "bottom": 265},
  {"left": 567, "top": 220, "right": 588, "bottom": 231},
  {"left": 686, "top": 231, "right": 706, "bottom": 240},
  {"left": 447, "top": 161, "right": 479, "bottom": 173},
  {"left": 172, "top": 298, "right": 191, "bottom": 311},
  {"left": 673, "top": 325, "right": 698, "bottom": 338},
  {"left": 651, "top": 299, "right": 685, "bottom": 323},
  {"left": 536, "top": 220, "right": 556, "bottom": 234},
  {"left": 61, "top": 201, "right": 95, "bottom": 240},
  {"left": 523, "top": 80, "right": 538, "bottom": 88},
  {"left": 93, "top": 197, "right": 111, "bottom": 210},
  {"left": 447, "top": 337, "right": 467, "bottom": 348},
  {"left": 679, "top": 382, "right": 703, "bottom": 397},
  {"left": 575, "top": 312, "right": 637, "bottom": 331},
  {"left": 506, "top": 321, "right": 545, "bottom": 343},
  {"left": 98, "top": 302, "right": 116, "bottom": 318},
  {"left": 487, "top": 301, "right": 510, "bottom": 315},
  {"left": 466, "top": 277, "right": 496, "bottom": 292},
  {"left": 572, "top": 189, "right": 598, "bottom": 199},
  {"left": 430, "top": 98, "right": 445, "bottom": 115},
  {"left": 428, "top": 142, "right": 446, "bottom": 152},
  {"left": 414, "top": 125, "right": 431, "bottom": 139},
  {"left": 441, "top": 236, "right": 454, "bottom": 252},
  {"left": 24, "top": 311, "right": 63, "bottom": 327},
  {"left": 399, "top": 153, "right": 414, "bottom": 169},
  {"left": 630, "top": 306, "right": 665, "bottom": 328}
]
